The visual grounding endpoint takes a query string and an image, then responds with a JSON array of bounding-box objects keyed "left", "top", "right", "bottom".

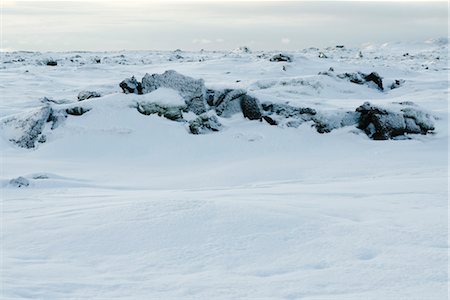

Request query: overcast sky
[{"left": 2, "top": 1, "right": 448, "bottom": 51}]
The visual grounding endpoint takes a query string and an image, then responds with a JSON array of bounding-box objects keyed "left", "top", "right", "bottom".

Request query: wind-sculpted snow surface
[{"left": 1, "top": 40, "right": 448, "bottom": 299}]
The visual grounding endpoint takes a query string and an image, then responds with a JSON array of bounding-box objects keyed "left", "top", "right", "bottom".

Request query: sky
[{"left": 1, "top": 1, "right": 448, "bottom": 51}]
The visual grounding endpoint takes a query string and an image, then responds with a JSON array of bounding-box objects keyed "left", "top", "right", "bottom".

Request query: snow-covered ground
[{"left": 1, "top": 39, "right": 448, "bottom": 299}]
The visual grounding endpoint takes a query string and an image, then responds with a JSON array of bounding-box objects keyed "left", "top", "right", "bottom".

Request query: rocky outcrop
[
  {"left": 356, "top": 102, "right": 434, "bottom": 140},
  {"left": 78, "top": 90, "right": 101, "bottom": 101},
  {"left": 189, "top": 114, "right": 222, "bottom": 134}
]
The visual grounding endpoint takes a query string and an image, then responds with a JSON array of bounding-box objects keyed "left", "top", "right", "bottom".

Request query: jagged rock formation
[{"left": 356, "top": 102, "right": 435, "bottom": 140}]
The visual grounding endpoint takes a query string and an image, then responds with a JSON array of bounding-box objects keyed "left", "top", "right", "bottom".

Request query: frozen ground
[{"left": 1, "top": 39, "right": 448, "bottom": 299}]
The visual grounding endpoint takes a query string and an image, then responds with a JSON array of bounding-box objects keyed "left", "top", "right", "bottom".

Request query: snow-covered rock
[
  {"left": 77, "top": 90, "right": 101, "bottom": 101},
  {"left": 120, "top": 76, "right": 142, "bottom": 94},
  {"left": 188, "top": 113, "right": 222, "bottom": 134},
  {"left": 9, "top": 176, "right": 30, "bottom": 188},
  {"left": 141, "top": 70, "right": 208, "bottom": 114},
  {"left": 1, "top": 107, "right": 52, "bottom": 149},
  {"left": 356, "top": 102, "right": 435, "bottom": 140}
]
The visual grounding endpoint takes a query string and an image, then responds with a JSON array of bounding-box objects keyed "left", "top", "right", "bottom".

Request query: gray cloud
[{"left": 3, "top": 1, "right": 448, "bottom": 51}]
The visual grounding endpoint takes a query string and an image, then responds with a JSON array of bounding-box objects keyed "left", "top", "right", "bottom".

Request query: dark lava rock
[
  {"left": 77, "top": 90, "right": 101, "bottom": 101},
  {"left": 390, "top": 79, "right": 405, "bottom": 90},
  {"left": 189, "top": 114, "right": 222, "bottom": 134},
  {"left": 269, "top": 54, "right": 292, "bottom": 62},
  {"left": 240, "top": 95, "right": 262, "bottom": 120},
  {"left": 46, "top": 60, "right": 57, "bottom": 66},
  {"left": 120, "top": 76, "right": 143, "bottom": 94},
  {"left": 263, "top": 115, "right": 278, "bottom": 125},
  {"left": 66, "top": 107, "right": 91, "bottom": 116},
  {"left": 363, "top": 72, "right": 383, "bottom": 91},
  {"left": 9, "top": 176, "right": 30, "bottom": 188},
  {"left": 356, "top": 102, "right": 434, "bottom": 140}
]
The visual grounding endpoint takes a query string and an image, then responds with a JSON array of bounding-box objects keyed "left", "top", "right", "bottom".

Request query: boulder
[
  {"left": 240, "top": 95, "right": 262, "bottom": 120},
  {"left": 269, "top": 54, "right": 292, "bottom": 62},
  {"left": 356, "top": 102, "right": 434, "bottom": 140},
  {"left": 77, "top": 90, "right": 101, "bottom": 101},
  {"left": 189, "top": 114, "right": 222, "bottom": 134},
  {"left": 141, "top": 70, "right": 207, "bottom": 114},
  {"left": 120, "top": 76, "right": 142, "bottom": 94}
]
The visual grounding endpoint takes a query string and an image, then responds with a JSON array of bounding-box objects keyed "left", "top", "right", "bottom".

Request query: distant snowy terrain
[{"left": 1, "top": 39, "right": 448, "bottom": 299}]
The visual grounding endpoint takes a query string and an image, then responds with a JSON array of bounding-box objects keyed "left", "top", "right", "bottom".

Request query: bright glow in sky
[{"left": 2, "top": 1, "right": 448, "bottom": 51}]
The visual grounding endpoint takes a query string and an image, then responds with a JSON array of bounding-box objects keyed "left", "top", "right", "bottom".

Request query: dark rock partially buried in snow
[
  {"left": 356, "top": 102, "right": 434, "bottom": 140},
  {"left": 269, "top": 54, "right": 292, "bottom": 62},
  {"left": 336, "top": 72, "right": 384, "bottom": 91},
  {"left": 189, "top": 114, "right": 222, "bottom": 134},
  {"left": 390, "top": 79, "right": 405, "bottom": 90},
  {"left": 120, "top": 76, "right": 143, "bottom": 94},
  {"left": 66, "top": 106, "right": 91, "bottom": 116},
  {"left": 9, "top": 176, "right": 30, "bottom": 188},
  {"left": 46, "top": 59, "right": 57, "bottom": 66},
  {"left": 77, "top": 90, "right": 101, "bottom": 101}
]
